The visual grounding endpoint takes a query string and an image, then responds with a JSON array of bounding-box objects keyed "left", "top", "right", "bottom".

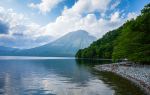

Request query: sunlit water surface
[{"left": 0, "top": 56, "right": 145, "bottom": 95}]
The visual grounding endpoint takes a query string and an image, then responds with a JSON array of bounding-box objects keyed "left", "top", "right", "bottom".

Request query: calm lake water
[{"left": 0, "top": 57, "right": 145, "bottom": 95}]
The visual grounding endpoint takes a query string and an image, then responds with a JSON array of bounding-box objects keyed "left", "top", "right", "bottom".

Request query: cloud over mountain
[
  {"left": 0, "top": 0, "right": 146, "bottom": 48},
  {"left": 42, "top": 0, "right": 127, "bottom": 38}
]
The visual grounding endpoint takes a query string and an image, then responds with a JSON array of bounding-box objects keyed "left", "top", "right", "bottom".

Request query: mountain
[
  {"left": 14, "top": 30, "right": 96, "bottom": 56},
  {"left": 0, "top": 46, "right": 18, "bottom": 55},
  {"left": 50, "top": 30, "right": 96, "bottom": 53}
]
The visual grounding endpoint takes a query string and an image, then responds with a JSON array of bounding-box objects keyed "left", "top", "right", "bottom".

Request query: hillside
[
  {"left": 76, "top": 3, "right": 150, "bottom": 64},
  {"left": 0, "top": 46, "right": 18, "bottom": 55}
]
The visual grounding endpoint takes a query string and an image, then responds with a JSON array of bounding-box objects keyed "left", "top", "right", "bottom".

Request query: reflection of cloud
[
  {"left": 21, "top": 73, "right": 113, "bottom": 95},
  {"left": 0, "top": 59, "right": 115, "bottom": 95},
  {"left": 3, "top": 73, "right": 14, "bottom": 95},
  {"left": 18, "top": 59, "right": 114, "bottom": 95}
]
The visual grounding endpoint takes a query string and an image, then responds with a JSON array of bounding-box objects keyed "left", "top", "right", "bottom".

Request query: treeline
[{"left": 76, "top": 3, "right": 150, "bottom": 64}]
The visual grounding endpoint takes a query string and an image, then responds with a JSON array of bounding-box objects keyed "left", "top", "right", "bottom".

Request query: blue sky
[
  {"left": 0, "top": 0, "right": 77, "bottom": 25},
  {"left": 0, "top": 0, "right": 149, "bottom": 48}
]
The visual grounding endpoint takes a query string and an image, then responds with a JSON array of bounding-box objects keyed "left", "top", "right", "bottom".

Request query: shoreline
[{"left": 94, "top": 62, "right": 150, "bottom": 95}]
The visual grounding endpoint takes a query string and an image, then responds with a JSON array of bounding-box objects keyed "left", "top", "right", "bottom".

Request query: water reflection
[
  {"left": 76, "top": 59, "right": 146, "bottom": 95},
  {"left": 94, "top": 72, "right": 144, "bottom": 95},
  {"left": 0, "top": 58, "right": 145, "bottom": 95}
]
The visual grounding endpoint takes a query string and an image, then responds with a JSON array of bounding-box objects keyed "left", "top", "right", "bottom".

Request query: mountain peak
[
  {"left": 69, "top": 30, "right": 89, "bottom": 35},
  {"left": 51, "top": 30, "right": 96, "bottom": 51}
]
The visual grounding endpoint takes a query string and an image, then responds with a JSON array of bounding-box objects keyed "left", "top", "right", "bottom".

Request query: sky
[{"left": 0, "top": 0, "right": 149, "bottom": 49}]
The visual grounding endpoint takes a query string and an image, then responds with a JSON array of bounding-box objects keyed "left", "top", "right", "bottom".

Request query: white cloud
[
  {"left": 0, "top": 7, "right": 38, "bottom": 37},
  {"left": 29, "top": 0, "right": 63, "bottom": 14},
  {"left": 41, "top": 0, "right": 127, "bottom": 39},
  {"left": 28, "top": 0, "right": 111, "bottom": 14},
  {"left": 67, "top": 0, "right": 111, "bottom": 14},
  {"left": 110, "top": 0, "right": 121, "bottom": 10},
  {"left": 110, "top": 11, "right": 120, "bottom": 22},
  {"left": 27, "top": 0, "right": 128, "bottom": 39},
  {"left": 0, "top": 0, "right": 139, "bottom": 48},
  {"left": 0, "top": 6, "right": 53, "bottom": 48},
  {"left": 127, "top": 12, "right": 138, "bottom": 20},
  {"left": 43, "top": 7, "right": 125, "bottom": 38}
]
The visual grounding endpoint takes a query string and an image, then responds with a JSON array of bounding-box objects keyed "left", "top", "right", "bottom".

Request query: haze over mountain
[
  {"left": 0, "top": 46, "right": 18, "bottom": 55},
  {"left": 0, "top": 30, "right": 96, "bottom": 56}
]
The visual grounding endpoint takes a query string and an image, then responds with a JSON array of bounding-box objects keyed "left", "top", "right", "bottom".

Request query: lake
[{"left": 0, "top": 57, "right": 145, "bottom": 95}]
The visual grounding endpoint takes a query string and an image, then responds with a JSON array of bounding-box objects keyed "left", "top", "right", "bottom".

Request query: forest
[{"left": 76, "top": 3, "right": 150, "bottom": 64}]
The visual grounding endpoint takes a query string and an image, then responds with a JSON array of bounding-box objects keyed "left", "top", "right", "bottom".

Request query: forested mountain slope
[{"left": 76, "top": 3, "right": 150, "bottom": 64}]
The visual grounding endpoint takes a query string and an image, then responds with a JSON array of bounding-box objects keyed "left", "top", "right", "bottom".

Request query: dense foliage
[
  {"left": 76, "top": 27, "right": 122, "bottom": 59},
  {"left": 76, "top": 3, "right": 150, "bottom": 64}
]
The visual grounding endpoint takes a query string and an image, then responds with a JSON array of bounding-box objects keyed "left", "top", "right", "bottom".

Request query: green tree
[{"left": 76, "top": 3, "right": 150, "bottom": 64}]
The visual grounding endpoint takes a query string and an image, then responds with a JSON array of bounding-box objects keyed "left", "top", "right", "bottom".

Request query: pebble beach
[{"left": 94, "top": 62, "right": 150, "bottom": 95}]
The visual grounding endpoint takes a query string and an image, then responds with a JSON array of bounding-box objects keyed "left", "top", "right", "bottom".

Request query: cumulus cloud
[
  {"left": 110, "top": 0, "right": 121, "bottom": 10},
  {"left": 66, "top": 0, "right": 111, "bottom": 14},
  {"left": 110, "top": 11, "right": 121, "bottom": 22},
  {"left": 27, "top": 0, "right": 132, "bottom": 39},
  {"left": 0, "top": 6, "right": 53, "bottom": 48},
  {"left": 29, "top": 0, "right": 63, "bottom": 14},
  {"left": 28, "top": 0, "right": 112, "bottom": 14},
  {"left": 43, "top": 2, "right": 125, "bottom": 38},
  {"left": 0, "top": 0, "right": 139, "bottom": 48},
  {"left": 41, "top": 0, "right": 138, "bottom": 39},
  {"left": 127, "top": 12, "right": 138, "bottom": 20}
]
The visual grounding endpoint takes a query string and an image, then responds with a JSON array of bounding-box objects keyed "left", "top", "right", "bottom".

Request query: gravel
[{"left": 94, "top": 62, "right": 150, "bottom": 95}]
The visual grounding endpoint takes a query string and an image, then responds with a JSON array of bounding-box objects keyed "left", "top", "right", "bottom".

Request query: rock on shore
[{"left": 94, "top": 62, "right": 150, "bottom": 95}]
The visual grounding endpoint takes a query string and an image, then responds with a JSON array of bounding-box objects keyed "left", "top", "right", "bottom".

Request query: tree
[{"left": 76, "top": 3, "right": 150, "bottom": 64}]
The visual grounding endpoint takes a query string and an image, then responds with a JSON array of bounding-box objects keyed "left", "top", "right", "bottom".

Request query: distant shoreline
[
  {"left": 0, "top": 56, "right": 75, "bottom": 60},
  {"left": 94, "top": 62, "right": 150, "bottom": 95}
]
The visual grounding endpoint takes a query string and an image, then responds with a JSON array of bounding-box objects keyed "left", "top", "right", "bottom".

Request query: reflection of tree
[
  {"left": 75, "top": 59, "right": 112, "bottom": 67},
  {"left": 75, "top": 59, "right": 145, "bottom": 95},
  {"left": 0, "top": 73, "right": 7, "bottom": 94},
  {"left": 94, "top": 72, "right": 145, "bottom": 95}
]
